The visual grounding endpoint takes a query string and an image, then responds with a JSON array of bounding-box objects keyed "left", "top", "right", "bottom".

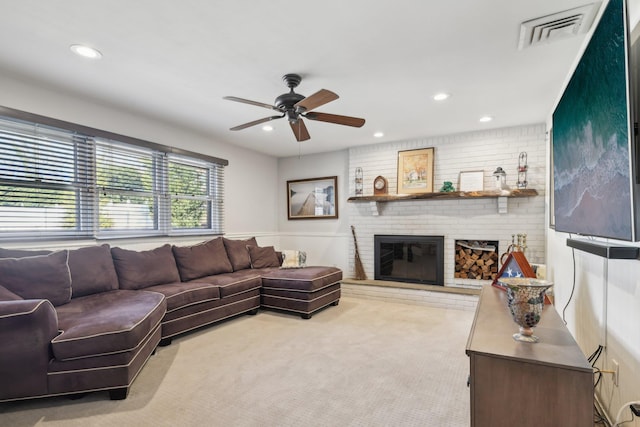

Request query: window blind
[
  {"left": 0, "top": 108, "right": 226, "bottom": 241},
  {"left": 0, "top": 117, "right": 94, "bottom": 238}
]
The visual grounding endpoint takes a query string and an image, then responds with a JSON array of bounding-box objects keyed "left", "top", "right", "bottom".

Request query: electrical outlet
[{"left": 612, "top": 359, "right": 619, "bottom": 386}]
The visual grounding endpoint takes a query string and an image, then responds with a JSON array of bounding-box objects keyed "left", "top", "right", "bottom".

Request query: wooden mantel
[{"left": 347, "top": 188, "right": 538, "bottom": 215}]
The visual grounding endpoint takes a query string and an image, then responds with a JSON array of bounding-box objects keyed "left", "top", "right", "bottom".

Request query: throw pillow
[
  {"left": 68, "top": 244, "right": 120, "bottom": 298},
  {"left": 248, "top": 245, "right": 281, "bottom": 269},
  {"left": 172, "top": 237, "right": 234, "bottom": 281},
  {"left": 223, "top": 237, "right": 258, "bottom": 271},
  {"left": 0, "top": 250, "right": 72, "bottom": 306},
  {"left": 111, "top": 244, "right": 181, "bottom": 290},
  {"left": 280, "top": 250, "right": 307, "bottom": 269}
]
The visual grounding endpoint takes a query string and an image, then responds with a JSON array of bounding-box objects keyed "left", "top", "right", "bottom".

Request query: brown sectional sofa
[{"left": 0, "top": 237, "right": 341, "bottom": 402}]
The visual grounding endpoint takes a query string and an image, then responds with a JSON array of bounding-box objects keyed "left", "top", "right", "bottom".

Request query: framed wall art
[
  {"left": 287, "top": 176, "right": 338, "bottom": 220},
  {"left": 458, "top": 170, "right": 485, "bottom": 192},
  {"left": 397, "top": 147, "right": 434, "bottom": 194}
]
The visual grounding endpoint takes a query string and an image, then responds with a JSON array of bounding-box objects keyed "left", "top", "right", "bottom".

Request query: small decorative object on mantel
[
  {"left": 458, "top": 170, "right": 484, "bottom": 192},
  {"left": 492, "top": 167, "right": 510, "bottom": 194},
  {"left": 498, "top": 277, "right": 553, "bottom": 343},
  {"left": 373, "top": 175, "right": 388, "bottom": 195},
  {"left": 439, "top": 181, "right": 455, "bottom": 192},
  {"left": 517, "top": 152, "right": 528, "bottom": 189},
  {"left": 355, "top": 167, "right": 363, "bottom": 196}
]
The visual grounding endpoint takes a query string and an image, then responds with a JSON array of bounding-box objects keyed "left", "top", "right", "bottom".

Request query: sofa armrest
[{"left": 0, "top": 299, "right": 59, "bottom": 400}]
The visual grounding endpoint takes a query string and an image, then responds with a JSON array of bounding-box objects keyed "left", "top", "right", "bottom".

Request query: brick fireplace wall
[{"left": 347, "top": 124, "right": 546, "bottom": 289}]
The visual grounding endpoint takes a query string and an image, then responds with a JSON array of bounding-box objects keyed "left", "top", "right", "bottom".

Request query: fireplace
[{"left": 374, "top": 235, "right": 444, "bottom": 285}]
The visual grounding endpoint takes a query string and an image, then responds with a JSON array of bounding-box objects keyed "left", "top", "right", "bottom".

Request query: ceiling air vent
[{"left": 518, "top": 2, "right": 601, "bottom": 50}]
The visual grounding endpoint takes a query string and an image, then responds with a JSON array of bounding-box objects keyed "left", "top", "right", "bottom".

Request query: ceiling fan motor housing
[{"left": 275, "top": 92, "right": 305, "bottom": 112}]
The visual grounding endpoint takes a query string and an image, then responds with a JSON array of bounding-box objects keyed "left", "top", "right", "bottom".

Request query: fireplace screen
[{"left": 374, "top": 235, "right": 444, "bottom": 285}]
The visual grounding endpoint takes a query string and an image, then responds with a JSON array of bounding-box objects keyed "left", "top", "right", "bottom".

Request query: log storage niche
[{"left": 454, "top": 240, "right": 499, "bottom": 281}]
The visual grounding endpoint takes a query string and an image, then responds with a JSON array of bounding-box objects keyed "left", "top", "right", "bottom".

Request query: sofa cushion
[
  {"left": 261, "top": 266, "right": 342, "bottom": 292},
  {"left": 223, "top": 237, "right": 257, "bottom": 271},
  {"left": 144, "top": 281, "right": 220, "bottom": 312},
  {"left": 52, "top": 289, "right": 166, "bottom": 361},
  {"left": 248, "top": 245, "right": 281, "bottom": 269},
  {"left": 111, "top": 244, "right": 181, "bottom": 290},
  {"left": 0, "top": 248, "right": 52, "bottom": 258},
  {"left": 172, "top": 238, "right": 233, "bottom": 281},
  {"left": 190, "top": 270, "right": 262, "bottom": 298},
  {"left": 0, "top": 250, "right": 72, "bottom": 306},
  {"left": 0, "top": 285, "right": 22, "bottom": 301},
  {"left": 68, "top": 244, "right": 120, "bottom": 298}
]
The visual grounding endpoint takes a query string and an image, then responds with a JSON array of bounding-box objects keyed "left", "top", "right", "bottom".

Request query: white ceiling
[{"left": 0, "top": 1, "right": 632, "bottom": 158}]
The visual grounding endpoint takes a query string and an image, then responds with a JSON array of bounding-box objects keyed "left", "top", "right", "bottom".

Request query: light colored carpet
[{"left": 0, "top": 296, "right": 475, "bottom": 427}]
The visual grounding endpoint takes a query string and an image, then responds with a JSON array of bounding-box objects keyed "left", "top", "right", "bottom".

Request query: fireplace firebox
[{"left": 374, "top": 235, "right": 444, "bottom": 285}]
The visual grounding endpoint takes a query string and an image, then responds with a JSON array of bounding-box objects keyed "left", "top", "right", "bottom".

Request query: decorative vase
[{"left": 498, "top": 277, "right": 553, "bottom": 343}]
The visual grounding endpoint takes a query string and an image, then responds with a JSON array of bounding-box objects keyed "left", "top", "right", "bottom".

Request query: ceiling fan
[{"left": 223, "top": 73, "right": 365, "bottom": 142}]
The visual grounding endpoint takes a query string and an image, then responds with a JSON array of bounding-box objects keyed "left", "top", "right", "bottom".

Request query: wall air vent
[{"left": 518, "top": 3, "right": 601, "bottom": 50}]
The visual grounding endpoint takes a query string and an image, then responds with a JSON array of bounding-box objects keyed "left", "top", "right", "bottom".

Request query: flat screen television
[{"left": 552, "top": 0, "right": 640, "bottom": 241}]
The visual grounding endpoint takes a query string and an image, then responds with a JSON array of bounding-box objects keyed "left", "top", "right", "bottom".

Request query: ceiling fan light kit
[{"left": 224, "top": 73, "right": 365, "bottom": 142}]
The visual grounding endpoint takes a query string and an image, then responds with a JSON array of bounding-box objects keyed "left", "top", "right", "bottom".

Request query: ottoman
[{"left": 260, "top": 266, "right": 342, "bottom": 319}]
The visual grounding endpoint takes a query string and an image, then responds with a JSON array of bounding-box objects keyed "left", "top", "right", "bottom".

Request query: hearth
[{"left": 374, "top": 235, "right": 444, "bottom": 285}]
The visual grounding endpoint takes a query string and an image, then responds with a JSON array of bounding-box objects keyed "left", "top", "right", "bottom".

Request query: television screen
[{"left": 552, "top": 0, "right": 639, "bottom": 241}]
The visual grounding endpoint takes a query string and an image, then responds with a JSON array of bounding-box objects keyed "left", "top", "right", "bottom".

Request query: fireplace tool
[{"left": 351, "top": 225, "right": 367, "bottom": 280}]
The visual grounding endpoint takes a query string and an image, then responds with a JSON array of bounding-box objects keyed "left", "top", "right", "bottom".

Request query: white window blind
[
  {"left": 0, "top": 117, "right": 94, "bottom": 238},
  {"left": 167, "top": 155, "right": 224, "bottom": 234},
  {"left": 0, "top": 109, "right": 226, "bottom": 241}
]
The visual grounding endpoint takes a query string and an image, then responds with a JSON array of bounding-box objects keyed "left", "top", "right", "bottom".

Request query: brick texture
[{"left": 348, "top": 124, "right": 546, "bottom": 290}]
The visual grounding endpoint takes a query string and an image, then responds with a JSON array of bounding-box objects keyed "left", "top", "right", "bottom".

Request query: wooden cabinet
[{"left": 466, "top": 285, "right": 593, "bottom": 427}]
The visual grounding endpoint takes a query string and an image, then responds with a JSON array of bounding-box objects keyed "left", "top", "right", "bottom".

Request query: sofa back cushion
[
  {"left": 223, "top": 237, "right": 257, "bottom": 271},
  {"left": 248, "top": 245, "right": 281, "bottom": 269},
  {"left": 0, "top": 284, "right": 23, "bottom": 301},
  {"left": 0, "top": 248, "right": 52, "bottom": 258},
  {"left": 172, "top": 237, "right": 233, "bottom": 281},
  {"left": 68, "top": 244, "right": 120, "bottom": 298},
  {"left": 0, "top": 250, "right": 72, "bottom": 306},
  {"left": 111, "top": 244, "right": 181, "bottom": 290}
]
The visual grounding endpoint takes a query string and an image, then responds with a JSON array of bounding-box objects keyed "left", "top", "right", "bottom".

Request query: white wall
[
  {"left": 544, "top": 1, "right": 640, "bottom": 423},
  {"left": 277, "top": 150, "right": 350, "bottom": 271},
  {"left": 0, "top": 73, "right": 280, "bottom": 249}
]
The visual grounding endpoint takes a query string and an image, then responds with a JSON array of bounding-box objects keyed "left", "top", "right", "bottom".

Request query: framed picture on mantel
[{"left": 397, "top": 147, "right": 434, "bottom": 194}]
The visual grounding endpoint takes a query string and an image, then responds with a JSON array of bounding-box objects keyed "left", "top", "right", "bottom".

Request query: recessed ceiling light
[
  {"left": 70, "top": 44, "right": 102, "bottom": 59},
  {"left": 479, "top": 116, "right": 493, "bottom": 123},
  {"left": 373, "top": 132, "right": 384, "bottom": 138},
  {"left": 433, "top": 93, "right": 450, "bottom": 101},
  {"left": 262, "top": 125, "right": 273, "bottom": 131}
]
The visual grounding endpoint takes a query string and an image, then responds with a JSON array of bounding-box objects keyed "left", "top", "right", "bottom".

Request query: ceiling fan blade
[
  {"left": 230, "top": 115, "right": 284, "bottom": 131},
  {"left": 223, "top": 96, "right": 281, "bottom": 112},
  {"left": 294, "top": 89, "right": 339, "bottom": 112},
  {"left": 290, "top": 119, "right": 310, "bottom": 142},
  {"left": 304, "top": 112, "right": 366, "bottom": 128}
]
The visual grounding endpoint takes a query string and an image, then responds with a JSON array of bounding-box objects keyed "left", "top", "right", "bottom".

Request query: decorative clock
[{"left": 373, "top": 176, "right": 388, "bottom": 195}]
